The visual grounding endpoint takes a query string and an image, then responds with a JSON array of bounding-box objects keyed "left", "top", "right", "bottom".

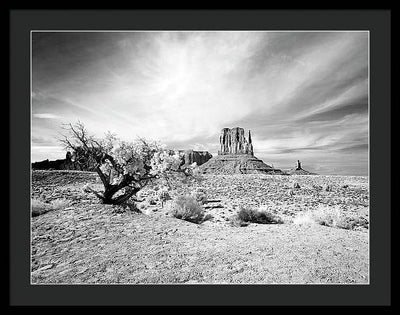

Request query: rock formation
[
  {"left": 31, "top": 151, "right": 95, "bottom": 171},
  {"left": 219, "top": 127, "right": 253, "bottom": 155},
  {"left": 169, "top": 150, "right": 212, "bottom": 167},
  {"left": 200, "top": 127, "right": 284, "bottom": 175},
  {"left": 182, "top": 150, "right": 212, "bottom": 166},
  {"left": 286, "top": 160, "right": 316, "bottom": 175}
]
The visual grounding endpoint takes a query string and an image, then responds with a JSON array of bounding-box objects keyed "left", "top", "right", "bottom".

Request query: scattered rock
[
  {"left": 34, "top": 264, "right": 54, "bottom": 272},
  {"left": 204, "top": 199, "right": 222, "bottom": 203}
]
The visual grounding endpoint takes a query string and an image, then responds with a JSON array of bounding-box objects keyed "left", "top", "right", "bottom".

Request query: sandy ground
[{"left": 31, "top": 170, "right": 369, "bottom": 284}]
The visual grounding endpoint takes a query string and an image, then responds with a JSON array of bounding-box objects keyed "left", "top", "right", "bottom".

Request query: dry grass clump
[
  {"left": 31, "top": 198, "right": 71, "bottom": 217},
  {"left": 168, "top": 195, "right": 205, "bottom": 224},
  {"left": 311, "top": 205, "right": 342, "bottom": 226},
  {"left": 293, "top": 205, "right": 369, "bottom": 230},
  {"left": 231, "top": 206, "right": 283, "bottom": 226},
  {"left": 335, "top": 216, "right": 369, "bottom": 230}
]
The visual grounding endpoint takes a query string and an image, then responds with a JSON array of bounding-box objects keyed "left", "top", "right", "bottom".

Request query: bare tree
[{"left": 60, "top": 122, "right": 191, "bottom": 207}]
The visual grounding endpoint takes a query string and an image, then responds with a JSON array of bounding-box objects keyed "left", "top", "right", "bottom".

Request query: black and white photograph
[{"left": 30, "top": 30, "right": 370, "bottom": 284}]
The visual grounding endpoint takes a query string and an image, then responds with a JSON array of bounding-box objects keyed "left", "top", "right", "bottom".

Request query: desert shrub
[
  {"left": 157, "top": 189, "right": 171, "bottom": 207},
  {"left": 169, "top": 195, "right": 205, "bottom": 224},
  {"left": 191, "top": 188, "right": 207, "bottom": 204},
  {"left": 229, "top": 214, "right": 250, "bottom": 227},
  {"left": 292, "top": 205, "right": 369, "bottom": 230},
  {"left": 335, "top": 216, "right": 369, "bottom": 230},
  {"left": 292, "top": 212, "right": 315, "bottom": 225},
  {"left": 311, "top": 205, "right": 341, "bottom": 226},
  {"left": 293, "top": 182, "right": 300, "bottom": 189},
  {"left": 236, "top": 206, "right": 283, "bottom": 224}
]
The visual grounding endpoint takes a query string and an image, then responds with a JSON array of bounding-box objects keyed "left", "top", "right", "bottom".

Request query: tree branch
[
  {"left": 85, "top": 186, "right": 105, "bottom": 201},
  {"left": 112, "top": 187, "right": 140, "bottom": 205},
  {"left": 95, "top": 166, "right": 109, "bottom": 188}
]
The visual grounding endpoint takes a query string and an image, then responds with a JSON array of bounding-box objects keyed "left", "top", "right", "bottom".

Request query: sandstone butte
[{"left": 200, "top": 127, "right": 285, "bottom": 175}]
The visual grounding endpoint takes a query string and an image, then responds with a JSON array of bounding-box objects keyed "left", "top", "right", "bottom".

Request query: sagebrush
[
  {"left": 293, "top": 205, "right": 369, "bottom": 230},
  {"left": 234, "top": 206, "right": 283, "bottom": 225},
  {"left": 168, "top": 195, "right": 205, "bottom": 224}
]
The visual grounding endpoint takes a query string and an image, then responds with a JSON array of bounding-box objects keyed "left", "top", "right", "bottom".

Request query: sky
[{"left": 31, "top": 31, "right": 369, "bottom": 175}]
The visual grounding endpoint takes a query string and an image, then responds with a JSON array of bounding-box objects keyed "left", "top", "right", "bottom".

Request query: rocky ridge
[{"left": 32, "top": 149, "right": 212, "bottom": 171}]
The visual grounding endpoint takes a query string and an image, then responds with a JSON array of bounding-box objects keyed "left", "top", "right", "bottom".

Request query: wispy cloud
[{"left": 33, "top": 113, "right": 62, "bottom": 119}]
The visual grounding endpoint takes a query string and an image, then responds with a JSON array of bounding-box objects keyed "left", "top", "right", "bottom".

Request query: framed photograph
[{"left": 10, "top": 9, "right": 391, "bottom": 306}]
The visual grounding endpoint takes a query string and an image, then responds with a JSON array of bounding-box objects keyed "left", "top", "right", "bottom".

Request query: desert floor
[{"left": 31, "top": 170, "right": 369, "bottom": 284}]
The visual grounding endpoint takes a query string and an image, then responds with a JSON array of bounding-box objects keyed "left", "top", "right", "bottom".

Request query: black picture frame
[{"left": 10, "top": 9, "right": 391, "bottom": 306}]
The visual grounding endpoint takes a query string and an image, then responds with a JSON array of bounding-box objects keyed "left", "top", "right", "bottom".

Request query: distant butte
[
  {"left": 286, "top": 160, "right": 316, "bottom": 175},
  {"left": 200, "top": 127, "right": 284, "bottom": 175}
]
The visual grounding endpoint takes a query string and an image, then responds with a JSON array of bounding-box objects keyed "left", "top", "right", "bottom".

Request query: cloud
[
  {"left": 33, "top": 113, "right": 62, "bottom": 119},
  {"left": 31, "top": 31, "right": 369, "bottom": 175},
  {"left": 31, "top": 145, "right": 66, "bottom": 162}
]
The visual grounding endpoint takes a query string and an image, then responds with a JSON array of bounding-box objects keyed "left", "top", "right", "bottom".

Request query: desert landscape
[
  {"left": 31, "top": 169, "right": 369, "bottom": 284},
  {"left": 30, "top": 31, "right": 370, "bottom": 285}
]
